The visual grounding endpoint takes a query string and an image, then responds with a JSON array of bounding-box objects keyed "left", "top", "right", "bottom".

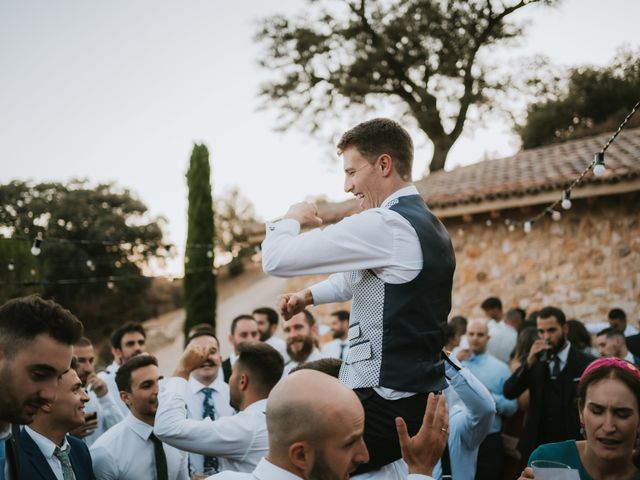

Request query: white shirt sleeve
[
  {"left": 261, "top": 211, "right": 398, "bottom": 278},
  {"left": 96, "top": 391, "right": 124, "bottom": 430},
  {"left": 155, "top": 377, "right": 255, "bottom": 459}
]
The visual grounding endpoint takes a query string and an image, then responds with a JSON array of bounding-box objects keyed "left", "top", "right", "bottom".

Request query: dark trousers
[
  {"left": 352, "top": 389, "right": 429, "bottom": 475},
  {"left": 475, "top": 431, "right": 504, "bottom": 480}
]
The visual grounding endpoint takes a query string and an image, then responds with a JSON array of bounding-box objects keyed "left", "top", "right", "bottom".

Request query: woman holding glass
[{"left": 518, "top": 357, "right": 640, "bottom": 480}]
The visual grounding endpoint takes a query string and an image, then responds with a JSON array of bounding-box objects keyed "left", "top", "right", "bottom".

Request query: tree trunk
[{"left": 426, "top": 136, "right": 454, "bottom": 174}]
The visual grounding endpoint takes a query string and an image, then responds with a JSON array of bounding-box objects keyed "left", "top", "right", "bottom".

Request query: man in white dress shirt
[
  {"left": 282, "top": 310, "right": 325, "bottom": 375},
  {"left": 155, "top": 342, "right": 283, "bottom": 473},
  {"left": 181, "top": 330, "right": 234, "bottom": 476},
  {"left": 321, "top": 310, "right": 350, "bottom": 360},
  {"left": 482, "top": 297, "right": 517, "bottom": 365},
  {"left": 221, "top": 315, "right": 260, "bottom": 383},
  {"left": 210, "top": 369, "right": 448, "bottom": 480},
  {"left": 252, "top": 307, "right": 289, "bottom": 363},
  {"left": 91, "top": 355, "right": 188, "bottom": 480},
  {"left": 261, "top": 118, "right": 455, "bottom": 472},
  {"left": 70, "top": 337, "right": 123, "bottom": 446},
  {"left": 97, "top": 322, "right": 147, "bottom": 416}
]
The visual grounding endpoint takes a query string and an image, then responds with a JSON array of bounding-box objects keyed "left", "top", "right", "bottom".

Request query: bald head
[
  {"left": 267, "top": 370, "right": 363, "bottom": 452},
  {"left": 466, "top": 318, "right": 490, "bottom": 355}
]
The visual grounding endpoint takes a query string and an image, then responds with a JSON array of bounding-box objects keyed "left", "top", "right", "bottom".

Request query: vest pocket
[
  {"left": 346, "top": 340, "right": 372, "bottom": 364},
  {"left": 348, "top": 323, "right": 361, "bottom": 341}
]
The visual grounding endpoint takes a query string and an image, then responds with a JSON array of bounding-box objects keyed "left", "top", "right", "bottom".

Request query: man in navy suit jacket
[{"left": 19, "top": 361, "right": 95, "bottom": 480}]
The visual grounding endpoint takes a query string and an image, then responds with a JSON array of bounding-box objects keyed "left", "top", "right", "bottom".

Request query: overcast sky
[{"left": 1, "top": 0, "right": 639, "bottom": 274}]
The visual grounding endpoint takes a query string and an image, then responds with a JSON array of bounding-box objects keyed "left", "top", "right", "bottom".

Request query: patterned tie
[
  {"left": 149, "top": 433, "right": 169, "bottom": 480},
  {"left": 339, "top": 342, "right": 347, "bottom": 360},
  {"left": 202, "top": 388, "right": 220, "bottom": 472},
  {"left": 53, "top": 444, "right": 74, "bottom": 480}
]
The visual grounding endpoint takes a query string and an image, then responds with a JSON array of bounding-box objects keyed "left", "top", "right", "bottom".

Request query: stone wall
[
  {"left": 445, "top": 191, "right": 639, "bottom": 326},
  {"left": 281, "top": 191, "right": 639, "bottom": 329}
]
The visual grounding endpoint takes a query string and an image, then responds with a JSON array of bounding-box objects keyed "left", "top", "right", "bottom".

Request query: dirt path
[{"left": 152, "top": 273, "right": 287, "bottom": 376}]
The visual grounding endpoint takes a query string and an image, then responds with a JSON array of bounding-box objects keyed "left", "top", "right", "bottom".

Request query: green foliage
[
  {"left": 215, "top": 187, "right": 259, "bottom": 277},
  {"left": 0, "top": 179, "right": 166, "bottom": 339},
  {"left": 518, "top": 49, "right": 640, "bottom": 148},
  {"left": 256, "top": 0, "right": 551, "bottom": 172},
  {"left": 184, "top": 144, "right": 217, "bottom": 338}
]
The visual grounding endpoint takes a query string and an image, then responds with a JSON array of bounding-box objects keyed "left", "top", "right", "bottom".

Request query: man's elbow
[{"left": 262, "top": 257, "right": 293, "bottom": 277}]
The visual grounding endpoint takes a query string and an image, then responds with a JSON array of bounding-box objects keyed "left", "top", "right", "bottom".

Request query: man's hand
[
  {"left": 69, "top": 412, "right": 98, "bottom": 438},
  {"left": 277, "top": 290, "right": 313, "bottom": 320},
  {"left": 174, "top": 344, "right": 212, "bottom": 379},
  {"left": 526, "top": 339, "right": 550, "bottom": 369},
  {"left": 284, "top": 202, "right": 323, "bottom": 229},
  {"left": 395, "top": 392, "right": 449, "bottom": 476},
  {"left": 517, "top": 467, "right": 536, "bottom": 479},
  {"left": 456, "top": 348, "right": 470, "bottom": 362},
  {"left": 86, "top": 373, "right": 109, "bottom": 398}
]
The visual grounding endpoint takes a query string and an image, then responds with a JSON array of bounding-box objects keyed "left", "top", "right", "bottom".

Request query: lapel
[
  {"left": 8, "top": 424, "right": 21, "bottom": 480},
  {"left": 67, "top": 437, "right": 89, "bottom": 480},
  {"left": 19, "top": 429, "right": 56, "bottom": 480}
]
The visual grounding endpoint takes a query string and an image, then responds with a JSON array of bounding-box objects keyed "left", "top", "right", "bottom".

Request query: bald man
[{"left": 210, "top": 370, "right": 448, "bottom": 480}]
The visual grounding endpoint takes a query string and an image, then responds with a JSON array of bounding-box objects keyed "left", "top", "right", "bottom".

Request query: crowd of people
[{"left": 1, "top": 118, "right": 639, "bottom": 480}]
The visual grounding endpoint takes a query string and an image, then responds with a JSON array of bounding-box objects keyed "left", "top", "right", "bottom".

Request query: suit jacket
[
  {"left": 627, "top": 334, "right": 640, "bottom": 358},
  {"left": 2, "top": 424, "right": 22, "bottom": 480},
  {"left": 222, "top": 358, "right": 232, "bottom": 383},
  {"left": 19, "top": 429, "right": 95, "bottom": 480},
  {"left": 503, "top": 345, "right": 594, "bottom": 460}
]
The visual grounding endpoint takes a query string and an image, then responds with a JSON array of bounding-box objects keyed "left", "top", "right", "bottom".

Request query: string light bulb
[
  {"left": 551, "top": 210, "right": 562, "bottom": 221},
  {"left": 30, "top": 236, "right": 42, "bottom": 256},
  {"left": 86, "top": 260, "right": 95, "bottom": 271},
  {"left": 206, "top": 250, "right": 213, "bottom": 258},
  {"left": 524, "top": 221, "right": 532, "bottom": 234},
  {"left": 593, "top": 152, "right": 606, "bottom": 177},
  {"left": 8, "top": 261, "right": 15, "bottom": 271},
  {"left": 508, "top": 224, "right": 515, "bottom": 232},
  {"left": 561, "top": 191, "right": 572, "bottom": 210}
]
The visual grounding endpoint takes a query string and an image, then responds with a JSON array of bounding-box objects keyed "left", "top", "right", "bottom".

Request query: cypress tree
[{"left": 184, "top": 144, "right": 216, "bottom": 339}]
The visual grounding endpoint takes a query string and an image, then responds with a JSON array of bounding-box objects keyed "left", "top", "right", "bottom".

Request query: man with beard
[
  {"left": 211, "top": 369, "right": 449, "bottom": 480},
  {"left": 252, "top": 307, "right": 288, "bottom": 362},
  {"left": 19, "top": 360, "right": 95, "bottom": 479},
  {"left": 90, "top": 355, "right": 189, "bottom": 479},
  {"left": 322, "top": 310, "right": 350, "bottom": 360},
  {"left": 70, "top": 337, "right": 123, "bottom": 445},
  {"left": 504, "top": 306, "right": 594, "bottom": 460},
  {"left": 178, "top": 330, "right": 234, "bottom": 476},
  {"left": 283, "top": 310, "right": 325, "bottom": 375},
  {"left": 97, "top": 322, "right": 147, "bottom": 416},
  {"left": 0, "top": 295, "right": 83, "bottom": 480},
  {"left": 221, "top": 315, "right": 260, "bottom": 383},
  {"left": 155, "top": 342, "right": 283, "bottom": 473}
]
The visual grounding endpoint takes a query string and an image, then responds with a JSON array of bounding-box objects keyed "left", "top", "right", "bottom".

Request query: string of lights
[{"left": 507, "top": 99, "right": 640, "bottom": 234}]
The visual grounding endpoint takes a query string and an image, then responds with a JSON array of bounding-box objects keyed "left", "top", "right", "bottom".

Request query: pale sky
[{"left": 1, "top": 0, "right": 638, "bottom": 274}]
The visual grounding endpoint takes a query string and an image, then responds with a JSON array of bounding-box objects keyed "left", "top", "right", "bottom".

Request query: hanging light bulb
[
  {"left": 485, "top": 219, "right": 492, "bottom": 227},
  {"left": 30, "top": 236, "right": 42, "bottom": 256},
  {"left": 551, "top": 210, "right": 562, "bottom": 221},
  {"left": 86, "top": 260, "right": 95, "bottom": 271},
  {"left": 524, "top": 221, "right": 532, "bottom": 234},
  {"left": 508, "top": 224, "right": 515, "bottom": 232},
  {"left": 8, "top": 261, "right": 15, "bottom": 271},
  {"left": 561, "top": 191, "right": 572, "bottom": 210},
  {"left": 206, "top": 250, "right": 213, "bottom": 259},
  {"left": 593, "top": 152, "right": 606, "bottom": 177}
]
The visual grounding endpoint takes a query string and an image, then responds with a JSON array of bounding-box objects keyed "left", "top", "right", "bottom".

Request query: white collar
[
  {"left": 0, "top": 423, "right": 11, "bottom": 441},
  {"left": 188, "top": 375, "right": 221, "bottom": 394},
  {"left": 23, "top": 426, "right": 70, "bottom": 459},
  {"left": 253, "top": 457, "right": 303, "bottom": 480},
  {"left": 124, "top": 412, "right": 154, "bottom": 441},
  {"left": 381, "top": 185, "right": 419, "bottom": 209},
  {"left": 624, "top": 351, "right": 635, "bottom": 363},
  {"left": 244, "top": 398, "right": 268, "bottom": 414},
  {"left": 556, "top": 341, "right": 571, "bottom": 364}
]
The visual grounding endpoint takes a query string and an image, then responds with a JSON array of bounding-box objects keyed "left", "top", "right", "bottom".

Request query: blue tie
[{"left": 202, "top": 388, "right": 219, "bottom": 472}]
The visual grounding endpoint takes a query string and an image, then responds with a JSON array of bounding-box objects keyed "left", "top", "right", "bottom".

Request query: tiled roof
[
  {"left": 313, "top": 126, "right": 640, "bottom": 223},
  {"left": 416, "top": 126, "right": 640, "bottom": 210}
]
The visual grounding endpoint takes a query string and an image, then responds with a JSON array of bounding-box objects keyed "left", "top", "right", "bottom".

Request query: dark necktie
[
  {"left": 441, "top": 442, "right": 452, "bottom": 478},
  {"left": 4, "top": 424, "right": 21, "bottom": 480},
  {"left": 201, "top": 388, "right": 219, "bottom": 472},
  {"left": 53, "top": 444, "right": 74, "bottom": 480},
  {"left": 149, "top": 433, "right": 168, "bottom": 480},
  {"left": 551, "top": 356, "right": 561, "bottom": 379},
  {"left": 339, "top": 342, "right": 347, "bottom": 360}
]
